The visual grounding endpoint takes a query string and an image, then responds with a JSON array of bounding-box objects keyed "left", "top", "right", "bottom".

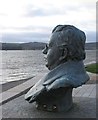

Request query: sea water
[
  {"left": 0, "top": 50, "right": 96, "bottom": 84},
  {"left": 1, "top": 50, "right": 48, "bottom": 84}
]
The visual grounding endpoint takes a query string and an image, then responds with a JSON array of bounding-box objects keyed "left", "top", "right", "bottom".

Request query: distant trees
[
  {"left": 2, "top": 43, "right": 22, "bottom": 50},
  {"left": 1, "top": 42, "right": 46, "bottom": 50},
  {"left": 85, "top": 42, "right": 97, "bottom": 50},
  {"left": 1, "top": 42, "right": 97, "bottom": 50}
]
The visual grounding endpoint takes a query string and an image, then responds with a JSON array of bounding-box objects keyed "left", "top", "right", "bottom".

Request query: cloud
[
  {"left": 24, "top": 5, "right": 78, "bottom": 17},
  {"left": 1, "top": 26, "right": 52, "bottom": 37},
  {"left": 86, "top": 31, "right": 96, "bottom": 43},
  {"left": 2, "top": 30, "right": 96, "bottom": 43},
  {"left": 2, "top": 32, "right": 50, "bottom": 43},
  {"left": 25, "top": 8, "right": 62, "bottom": 17},
  {"left": 0, "top": 0, "right": 96, "bottom": 43},
  {"left": 24, "top": 0, "right": 95, "bottom": 18},
  {"left": 25, "top": 5, "right": 68, "bottom": 17}
]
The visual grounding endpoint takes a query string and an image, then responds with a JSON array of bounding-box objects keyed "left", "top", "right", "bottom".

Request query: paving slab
[
  {"left": 1, "top": 94, "right": 96, "bottom": 118},
  {"left": 89, "top": 87, "right": 96, "bottom": 98},
  {"left": 0, "top": 73, "right": 47, "bottom": 105},
  {"left": 73, "top": 84, "right": 96, "bottom": 98},
  {"left": 0, "top": 72, "right": 97, "bottom": 119},
  {"left": 0, "top": 77, "right": 96, "bottom": 105},
  {"left": 82, "top": 85, "right": 96, "bottom": 97}
]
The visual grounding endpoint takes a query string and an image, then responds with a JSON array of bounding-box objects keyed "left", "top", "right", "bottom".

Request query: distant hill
[
  {"left": 21, "top": 42, "right": 46, "bottom": 50},
  {"left": 85, "top": 42, "right": 97, "bottom": 50},
  {"left": 1, "top": 42, "right": 97, "bottom": 50},
  {"left": 1, "top": 42, "right": 46, "bottom": 50},
  {"left": 1, "top": 43, "right": 22, "bottom": 50}
]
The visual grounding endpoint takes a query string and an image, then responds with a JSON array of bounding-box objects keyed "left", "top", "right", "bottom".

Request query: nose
[{"left": 42, "top": 44, "right": 48, "bottom": 54}]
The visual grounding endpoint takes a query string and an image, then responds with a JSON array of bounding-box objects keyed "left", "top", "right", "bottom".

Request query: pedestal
[{"left": 35, "top": 87, "right": 73, "bottom": 112}]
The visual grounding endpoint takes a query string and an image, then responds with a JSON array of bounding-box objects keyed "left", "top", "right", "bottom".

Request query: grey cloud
[
  {"left": 86, "top": 31, "right": 96, "bottom": 43},
  {"left": 2, "top": 26, "right": 52, "bottom": 32},
  {"left": 25, "top": 7, "right": 65, "bottom": 17},
  {"left": 2, "top": 32, "right": 50, "bottom": 43},
  {"left": 25, "top": 2, "right": 95, "bottom": 18},
  {"left": 2, "top": 31, "right": 96, "bottom": 43},
  {"left": 24, "top": 4, "right": 79, "bottom": 17}
]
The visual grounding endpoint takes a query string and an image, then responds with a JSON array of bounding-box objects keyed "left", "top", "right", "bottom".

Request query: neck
[{"left": 47, "top": 59, "right": 67, "bottom": 70}]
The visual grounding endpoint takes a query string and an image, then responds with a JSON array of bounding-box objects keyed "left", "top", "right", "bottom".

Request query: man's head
[{"left": 43, "top": 25, "right": 86, "bottom": 70}]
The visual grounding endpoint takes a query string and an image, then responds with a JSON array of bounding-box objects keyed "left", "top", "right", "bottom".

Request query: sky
[{"left": 0, "top": 0, "right": 96, "bottom": 43}]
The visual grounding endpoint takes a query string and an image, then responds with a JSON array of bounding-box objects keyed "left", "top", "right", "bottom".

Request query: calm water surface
[
  {"left": 1, "top": 50, "right": 48, "bottom": 84},
  {"left": 0, "top": 50, "right": 96, "bottom": 84}
]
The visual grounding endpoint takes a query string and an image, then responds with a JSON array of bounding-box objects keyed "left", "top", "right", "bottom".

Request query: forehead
[
  {"left": 49, "top": 31, "right": 68, "bottom": 46},
  {"left": 49, "top": 32, "right": 60, "bottom": 45}
]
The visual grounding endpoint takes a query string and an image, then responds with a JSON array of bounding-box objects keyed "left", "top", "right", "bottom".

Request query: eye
[{"left": 48, "top": 43, "right": 53, "bottom": 48}]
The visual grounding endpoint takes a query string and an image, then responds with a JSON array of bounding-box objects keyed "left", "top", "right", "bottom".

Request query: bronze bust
[{"left": 25, "top": 25, "right": 89, "bottom": 112}]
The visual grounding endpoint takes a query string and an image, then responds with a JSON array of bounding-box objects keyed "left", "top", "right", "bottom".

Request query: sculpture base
[{"left": 36, "top": 88, "right": 73, "bottom": 112}]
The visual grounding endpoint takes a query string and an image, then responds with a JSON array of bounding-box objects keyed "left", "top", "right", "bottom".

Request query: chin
[{"left": 46, "top": 63, "right": 51, "bottom": 70}]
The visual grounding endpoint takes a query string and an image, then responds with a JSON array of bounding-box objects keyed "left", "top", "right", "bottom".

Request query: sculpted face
[
  {"left": 42, "top": 25, "right": 86, "bottom": 70},
  {"left": 43, "top": 33, "right": 66, "bottom": 70}
]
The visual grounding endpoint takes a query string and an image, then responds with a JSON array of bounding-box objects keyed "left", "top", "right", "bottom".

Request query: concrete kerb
[
  {"left": 0, "top": 73, "right": 47, "bottom": 106},
  {"left": 84, "top": 61, "right": 96, "bottom": 66}
]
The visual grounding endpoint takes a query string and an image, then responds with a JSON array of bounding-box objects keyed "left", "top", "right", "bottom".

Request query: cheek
[
  {"left": 47, "top": 49, "right": 54, "bottom": 60},
  {"left": 47, "top": 48, "right": 60, "bottom": 62}
]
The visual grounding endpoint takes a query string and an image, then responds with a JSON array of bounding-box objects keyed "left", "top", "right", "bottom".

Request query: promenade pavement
[
  {"left": 0, "top": 71, "right": 97, "bottom": 119},
  {"left": 1, "top": 93, "right": 96, "bottom": 118},
  {"left": 0, "top": 72, "right": 97, "bottom": 105}
]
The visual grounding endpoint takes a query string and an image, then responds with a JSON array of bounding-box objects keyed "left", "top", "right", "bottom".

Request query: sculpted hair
[{"left": 52, "top": 25, "right": 86, "bottom": 60}]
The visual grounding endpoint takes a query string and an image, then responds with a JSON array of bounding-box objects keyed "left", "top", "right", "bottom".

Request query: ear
[{"left": 59, "top": 48, "right": 67, "bottom": 61}]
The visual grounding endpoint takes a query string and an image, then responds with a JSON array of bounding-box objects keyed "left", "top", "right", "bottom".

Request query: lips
[
  {"left": 44, "top": 56, "right": 49, "bottom": 68},
  {"left": 44, "top": 58, "right": 47, "bottom": 62},
  {"left": 44, "top": 55, "right": 51, "bottom": 70},
  {"left": 44, "top": 55, "right": 47, "bottom": 62}
]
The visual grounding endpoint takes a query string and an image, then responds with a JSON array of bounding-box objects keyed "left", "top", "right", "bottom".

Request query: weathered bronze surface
[{"left": 25, "top": 25, "right": 90, "bottom": 112}]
